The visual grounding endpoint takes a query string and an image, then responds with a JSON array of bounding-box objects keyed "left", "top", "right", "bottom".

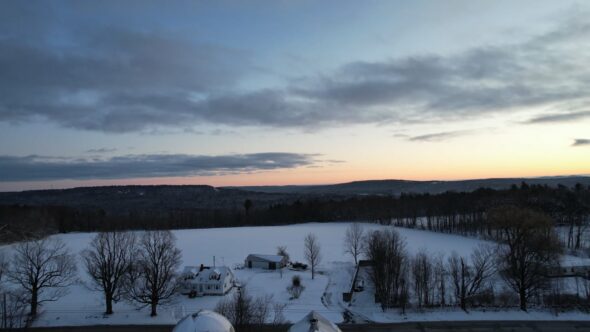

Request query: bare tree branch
[
  {"left": 123, "top": 230, "right": 181, "bottom": 316},
  {"left": 304, "top": 233, "right": 321, "bottom": 280},
  {"left": 344, "top": 223, "right": 364, "bottom": 265},
  {"left": 7, "top": 238, "right": 76, "bottom": 318},
  {"left": 82, "top": 231, "right": 136, "bottom": 315}
]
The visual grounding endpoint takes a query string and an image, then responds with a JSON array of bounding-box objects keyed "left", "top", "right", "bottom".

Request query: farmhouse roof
[
  {"left": 246, "top": 254, "right": 285, "bottom": 263},
  {"left": 182, "top": 266, "right": 233, "bottom": 285}
]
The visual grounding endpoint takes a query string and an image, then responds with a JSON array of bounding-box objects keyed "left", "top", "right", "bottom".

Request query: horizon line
[{"left": 2, "top": 174, "right": 589, "bottom": 194}]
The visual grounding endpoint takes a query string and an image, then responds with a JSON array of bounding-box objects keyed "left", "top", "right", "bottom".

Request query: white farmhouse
[
  {"left": 179, "top": 265, "right": 235, "bottom": 296},
  {"left": 245, "top": 254, "right": 287, "bottom": 270}
]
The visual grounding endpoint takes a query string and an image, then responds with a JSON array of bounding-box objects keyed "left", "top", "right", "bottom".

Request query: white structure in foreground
[
  {"left": 173, "top": 310, "right": 235, "bottom": 332},
  {"left": 288, "top": 311, "right": 341, "bottom": 332}
]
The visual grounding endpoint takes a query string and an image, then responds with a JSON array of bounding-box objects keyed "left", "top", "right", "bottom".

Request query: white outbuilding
[
  {"left": 288, "top": 311, "right": 341, "bottom": 332},
  {"left": 245, "top": 254, "right": 287, "bottom": 270},
  {"left": 173, "top": 310, "right": 235, "bottom": 332}
]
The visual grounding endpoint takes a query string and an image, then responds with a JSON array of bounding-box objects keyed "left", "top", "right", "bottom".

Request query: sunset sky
[{"left": 1, "top": 0, "right": 589, "bottom": 191}]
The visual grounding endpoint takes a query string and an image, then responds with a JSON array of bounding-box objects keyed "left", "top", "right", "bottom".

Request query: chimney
[{"left": 309, "top": 317, "right": 318, "bottom": 332}]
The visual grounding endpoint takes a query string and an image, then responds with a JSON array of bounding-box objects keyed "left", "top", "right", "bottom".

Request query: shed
[{"left": 245, "top": 254, "right": 287, "bottom": 270}]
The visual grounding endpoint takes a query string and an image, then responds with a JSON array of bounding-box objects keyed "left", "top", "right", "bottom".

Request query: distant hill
[
  {"left": 0, "top": 185, "right": 298, "bottom": 216},
  {"left": 0, "top": 176, "right": 588, "bottom": 237},
  {"left": 0, "top": 176, "right": 588, "bottom": 214},
  {"left": 229, "top": 176, "right": 590, "bottom": 195}
]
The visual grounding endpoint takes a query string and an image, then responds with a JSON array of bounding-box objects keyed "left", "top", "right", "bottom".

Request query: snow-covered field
[{"left": 2, "top": 222, "right": 590, "bottom": 327}]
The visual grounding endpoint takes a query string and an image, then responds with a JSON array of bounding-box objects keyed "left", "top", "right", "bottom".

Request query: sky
[{"left": 1, "top": 0, "right": 589, "bottom": 191}]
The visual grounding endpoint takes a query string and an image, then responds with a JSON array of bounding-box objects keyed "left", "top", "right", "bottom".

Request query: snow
[
  {"left": 357, "top": 307, "right": 590, "bottom": 323},
  {"left": 173, "top": 310, "right": 234, "bottom": 332},
  {"left": 1, "top": 222, "right": 589, "bottom": 327}
]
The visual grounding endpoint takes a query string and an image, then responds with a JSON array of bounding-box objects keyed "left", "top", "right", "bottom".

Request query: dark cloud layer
[
  {"left": 0, "top": 3, "right": 589, "bottom": 132},
  {"left": 526, "top": 111, "right": 590, "bottom": 124},
  {"left": 0, "top": 30, "right": 247, "bottom": 132},
  {"left": 408, "top": 130, "right": 471, "bottom": 142},
  {"left": 572, "top": 139, "right": 590, "bottom": 147},
  {"left": 0, "top": 153, "right": 317, "bottom": 181},
  {"left": 85, "top": 148, "right": 117, "bottom": 154}
]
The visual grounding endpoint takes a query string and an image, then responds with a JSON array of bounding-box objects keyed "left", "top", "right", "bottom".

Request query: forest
[{"left": 1, "top": 182, "right": 589, "bottom": 250}]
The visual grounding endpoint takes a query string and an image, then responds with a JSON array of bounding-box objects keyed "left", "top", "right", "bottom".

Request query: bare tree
[
  {"left": 0, "top": 253, "right": 26, "bottom": 328},
  {"left": 399, "top": 274, "right": 410, "bottom": 314},
  {"left": 215, "top": 287, "right": 285, "bottom": 332},
  {"left": 276, "top": 246, "right": 289, "bottom": 278},
  {"left": 215, "top": 288, "right": 251, "bottom": 330},
  {"left": 0, "top": 251, "right": 10, "bottom": 290},
  {"left": 270, "top": 302, "right": 287, "bottom": 325},
  {"left": 124, "top": 230, "right": 181, "bottom": 316},
  {"left": 304, "top": 233, "right": 321, "bottom": 279},
  {"left": 0, "top": 290, "right": 28, "bottom": 329},
  {"left": 82, "top": 231, "right": 136, "bottom": 315},
  {"left": 412, "top": 249, "right": 434, "bottom": 307},
  {"left": 490, "top": 206, "right": 561, "bottom": 311},
  {"left": 448, "top": 245, "right": 495, "bottom": 311},
  {"left": 582, "top": 276, "right": 590, "bottom": 301},
  {"left": 433, "top": 253, "right": 447, "bottom": 306},
  {"left": 344, "top": 223, "right": 364, "bottom": 265},
  {"left": 7, "top": 238, "right": 76, "bottom": 318},
  {"left": 0, "top": 252, "right": 8, "bottom": 285},
  {"left": 276, "top": 246, "right": 290, "bottom": 263},
  {"left": 365, "top": 228, "right": 409, "bottom": 310}
]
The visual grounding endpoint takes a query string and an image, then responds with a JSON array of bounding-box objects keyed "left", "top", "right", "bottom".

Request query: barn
[{"left": 244, "top": 254, "right": 287, "bottom": 270}]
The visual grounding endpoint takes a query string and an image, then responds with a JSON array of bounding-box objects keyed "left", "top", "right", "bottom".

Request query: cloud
[
  {"left": 572, "top": 139, "right": 590, "bottom": 147},
  {"left": 1, "top": 4, "right": 589, "bottom": 132},
  {"left": 0, "top": 20, "right": 249, "bottom": 132},
  {"left": 408, "top": 130, "right": 472, "bottom": 142},
  {"left": 291, "top": 18, "right": 590, "bottom": 124},
  {"left": 525, "top": 111, "right": 590, "bottom": 124},
  {"left": 0, "top": 153, "right": 318, "bottom": 182},
  {"left": 85, "top": 147, "right": 117, "bottom": 153}
]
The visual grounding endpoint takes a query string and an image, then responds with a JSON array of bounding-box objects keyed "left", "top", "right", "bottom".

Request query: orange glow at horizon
[
  {"left": 1, "top": 120, "right": 589, "bottom": 192},
  {"left": 2, "top": 165, "right": 588, "bottom": 193}
]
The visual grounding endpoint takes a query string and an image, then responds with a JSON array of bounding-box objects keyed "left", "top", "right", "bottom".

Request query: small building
[
  {"left": 173, "top": 310, "right": 235, "bottom": 332},
  {"left": 179, "top": 265, "right": 235, "bottom": 296},
  {"left": 288, "top": 311, "right": 341, "bottom": 332},
  {"left": 245, "top": 254, "right": 287, "bottom": 270}
]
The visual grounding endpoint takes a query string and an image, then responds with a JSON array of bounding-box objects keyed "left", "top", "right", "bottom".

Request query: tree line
[
  {"left": 343, "top": 206, "right": 576, "bottom": 313},
  {"left": 2, "top": 183, "right": 589, "bottom": 249}
]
